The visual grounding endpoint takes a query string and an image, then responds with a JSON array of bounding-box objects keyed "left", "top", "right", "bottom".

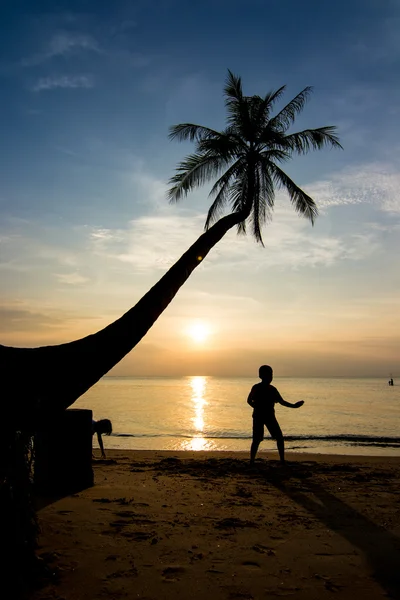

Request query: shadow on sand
[
  {"left": 262, "top": 462, "right": 400, "bottom": 599},
  {"left": 148, "top": 457, "right": 400, "bottom": 599}
]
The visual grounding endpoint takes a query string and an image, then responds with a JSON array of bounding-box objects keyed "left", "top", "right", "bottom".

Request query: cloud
[
  {"left": 31, "top": 74, "right": 94, "bottom": 91},
  {"left": 0, "top": 301, "right": 103, "bottom": 347},
  {"left": 86, "top": 204, "right": 380, "bottom": 275},
  {"left": 77, "top": 158, "right": 400, "bottom": 275},
  {"left": 306, "top": 163, "right": 400, "bottom": 213},
  {"left": 0, "top": 305, "right": 63, "bottom": 333},
  {"left": 89, "top": 212, "right": 206, "bottom": 272},
  {"left": 206, "top": 214, "right": 381, "bottom": 271},
  {"left": 48, "top": 33, "right": 100, "bottom": 56},
  {"left": 0, "top": 220, "right": 84, "bottom": 276},
  {"left": 22, "top": 32, "right": 101, "bottom": 67},
  {"left": 55, "top": 272, "right": 90, "bottom": 285}
]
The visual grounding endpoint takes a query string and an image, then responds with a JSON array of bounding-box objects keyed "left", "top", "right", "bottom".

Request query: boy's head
[
  {"left": 259, "top": 365, "right": 273, "bottom": 383},
  {"left": 97, "top": 418, "right": 112, "bottom": 435}
]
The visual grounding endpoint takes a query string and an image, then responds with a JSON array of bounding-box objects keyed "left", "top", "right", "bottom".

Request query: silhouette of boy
[
  {"left": 92, "top": 418, "right": 112, "bottom": 459},
  {"left": 247, "top": 365, "right": 304, "bottom": 465}
]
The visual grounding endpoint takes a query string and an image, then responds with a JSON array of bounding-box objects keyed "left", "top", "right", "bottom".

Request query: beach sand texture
[{"left": 33, "top": 451, "right": 400, "bottom": 600}]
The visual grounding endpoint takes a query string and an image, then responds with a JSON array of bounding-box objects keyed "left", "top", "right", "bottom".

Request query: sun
[{"left": 187, "top": 321, "right": 211, "bottom": 343}]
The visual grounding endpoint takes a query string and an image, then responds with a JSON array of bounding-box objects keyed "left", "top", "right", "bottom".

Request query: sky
[{"left": 1, "top": 0, "right": 399, "bottom": 378}]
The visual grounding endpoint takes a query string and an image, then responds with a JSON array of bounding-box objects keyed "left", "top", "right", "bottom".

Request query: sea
[{"left": 74, "top": 376, "right": 400, "bottom": 457}]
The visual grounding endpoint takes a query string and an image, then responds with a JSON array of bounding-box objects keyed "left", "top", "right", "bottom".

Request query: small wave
[{"left": 113, "top": 433, "right": 400, "bottom": 447}]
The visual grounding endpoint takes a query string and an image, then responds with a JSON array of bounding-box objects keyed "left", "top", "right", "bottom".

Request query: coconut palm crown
[{"left": 168, "top": 70, "right": 342, "bottom": 244}]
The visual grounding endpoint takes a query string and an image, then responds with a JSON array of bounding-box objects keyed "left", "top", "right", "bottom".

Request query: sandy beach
[{"left": 32, "top": 450, "right": 400, "bottom": 600}]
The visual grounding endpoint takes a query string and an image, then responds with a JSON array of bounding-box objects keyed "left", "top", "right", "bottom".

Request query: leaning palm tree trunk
[
  {"left": 1, "top": 210, "right": 245, "bottom": 592},
  {"left": 1, "top": 210, "right": 245, "bottom": 427}
]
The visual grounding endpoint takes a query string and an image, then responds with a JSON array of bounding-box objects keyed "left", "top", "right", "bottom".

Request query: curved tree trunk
[
  {"left": 1, "top": 210, "right": 247, "bottom": 589},
  {"left": 2, "top": 210, "right": 246, "bottom": 426}
]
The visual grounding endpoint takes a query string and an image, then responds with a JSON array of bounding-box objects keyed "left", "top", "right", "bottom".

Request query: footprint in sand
[
  {"left": 241, "top": 560, "right": 261, "bottom": 570},
  {"left": 227, "top": 592, "right": 254, "bottom": 599},
  {"left": 215, "top": 518, "right": 258, "bottom": 530},
  {"left": 252, "top": 544, "right": 276, "bottom": 556},
  {"left": 113, "top": 510, "right": 155, "bottom": 524},
  {"left": 92, "top": 497, "right": 113, "bottom": 503},
  {"left": 105, "top": 567, "right": 138, "bottom": 579},
  {"left": 161, "top": 566, "right": 187, "bottom": 581},
  {"left": 122, "top": 531, "right": 155, "bottom": 541}
]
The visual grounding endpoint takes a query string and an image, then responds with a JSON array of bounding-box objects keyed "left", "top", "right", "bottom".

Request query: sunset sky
[{"left": 1, "top": 0, "right": 399, "bottom": 377}]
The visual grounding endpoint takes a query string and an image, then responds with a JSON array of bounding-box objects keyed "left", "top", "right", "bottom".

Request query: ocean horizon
[{"left": 74, "top": 376, "right": 400, "bottom": 457}]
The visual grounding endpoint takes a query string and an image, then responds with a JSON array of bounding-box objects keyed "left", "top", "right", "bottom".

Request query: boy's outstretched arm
[{"left": 277, "top": 392, "right": 304, "bottom": 409}]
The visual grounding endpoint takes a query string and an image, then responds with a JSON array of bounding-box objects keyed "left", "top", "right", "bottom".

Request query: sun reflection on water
[{"left": 181, "top": 376, "right": 215, "bottom": 451}]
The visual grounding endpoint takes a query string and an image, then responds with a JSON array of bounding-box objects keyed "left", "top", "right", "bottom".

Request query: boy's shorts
[{"left": 252, "top": 415, "right": 283, "bottom": 442}]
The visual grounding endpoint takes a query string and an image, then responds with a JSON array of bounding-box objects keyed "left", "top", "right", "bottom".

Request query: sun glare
[{"left": 187, "top": 321, "right": 211, "bottom": 343}]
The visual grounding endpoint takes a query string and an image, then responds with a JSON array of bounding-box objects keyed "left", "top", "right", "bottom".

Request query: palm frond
[
  {"left": 223, "top": 126, "right": 250, "bottom": 152},
  {"left": 259, "top": 160, "right": 276, "bottom": 210},
  {"left": 260, "top": 148, "right": 291, "bottom": 163},
  {"left": 247, "top": 96, "right": 265, "bottom": 139},
  {"left": 204, "top": 194, "right": 229, "bottom": 231},
  {"left": 263, "top": 86, "right": 286, "bottom": 109},
  {"left": 168, "top": 123, "right": 221, "bottom": 143},
  {"left": 251, "top": 166, "right": 265, "bottom": 244},
  {"left": 224, "top": 71, "right": 252, "bottom": 140},
  {"left": 269, "top": 87, "right": 313, "bottom": 131},
  {"left": 224, "top": 69, "right": 243, "bottom": 103},
  {"left": 282, "top": 126, "right": 343, "bottom": 154},
  {"left": 252, "top": 160, "right": 276, "bottom": 245},
  {"left": 257, "top": 124, "right": 289, "bottom": 150},
  {"left": 205, "top": 159, "right": 245, "bottom": 229},
  {"left": 254, "top": 86, "right": 286, "bottom": 130},
  {"left": 229, "top": 176, "right": 249, "bottom": 233},
  {"left": 270, "top": 163, "right": 318, "bottom": 224},
  {"left": 198, "top": 132, "right": 242, "bottom": 159},
  {"left": 168, "top": 152, "right": 230, "bottom": 202}
]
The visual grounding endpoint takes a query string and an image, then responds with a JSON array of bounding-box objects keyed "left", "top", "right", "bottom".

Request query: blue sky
[{"left": 1, "top": 0, "right": 399, "bottom": 377}]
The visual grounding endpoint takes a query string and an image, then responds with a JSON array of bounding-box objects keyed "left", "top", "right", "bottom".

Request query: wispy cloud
[
  {"left": 55, "top": 272, "right": 90, "bottom": 285},
  {"left": 307, "top": 162, "right": 400, "bottom": 213},
  {"left": 22, "top": 32, "right": 101, "bottom": 67},
  {"left": 0, "top": 305, "right": 64, "bottom": 333},
  {"left": 87, "top": 205, "right": 380, "bottom": 274},
  {"left": 48, "top": 33, "right": 100, "bottom": 56},
  {"left": 0, "top": 300, "right": 102, "bottom": 347},
  {"left": 90, "top": 228, "right": 116, "bottom": 241},
  {"left": 80, "top": 158, "right": 400, "bottom": 273},
  {"left": 31, "top": 74, "right": 94, "bottom": 92},
  {"left": 89, "top": 212, "right": 205, "bottom": 272}
]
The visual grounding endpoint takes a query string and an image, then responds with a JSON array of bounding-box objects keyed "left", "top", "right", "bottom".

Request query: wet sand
[{"left": 33, "top": 450, "right": 400, "bottom": 600}]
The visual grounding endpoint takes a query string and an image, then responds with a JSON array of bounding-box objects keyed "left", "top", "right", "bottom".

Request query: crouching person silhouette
[
  {"left": 247, "top": 365, "right": 304, "bottom": 465},
  {"left": 92, "top": 418, "right": 112, "bottom": 459}
]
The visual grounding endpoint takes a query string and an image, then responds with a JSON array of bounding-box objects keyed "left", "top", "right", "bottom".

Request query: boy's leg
[
  {"left": 265, "top": 417, "right": 285, "bottom": 464},
  {"left": 250, "top": 418, "right": 264, "bottom": 465},
  {"left": 250, "top": 440, "right": 260, "bottom": 465},
  {"left": 276, "top": 434, "right": 285, "bottom": 464}
]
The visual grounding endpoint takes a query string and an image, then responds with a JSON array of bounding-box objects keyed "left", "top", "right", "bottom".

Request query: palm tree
[
  {"left": 1, "top": 70, "right": 341, "bottom": 585},
  {"left": 168, "top": 70, "right": 341, "bottom": 244}
]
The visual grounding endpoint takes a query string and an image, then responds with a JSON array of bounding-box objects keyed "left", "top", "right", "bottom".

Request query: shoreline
[
  {"left": 34, "top": 450, "right": 400, "bottom": 600},
  {"left": 98, "top": 441, "right": 400, "bottom": 457},
  {"left": 99, "top": 448, "right": 400, "bottom": 463}
]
